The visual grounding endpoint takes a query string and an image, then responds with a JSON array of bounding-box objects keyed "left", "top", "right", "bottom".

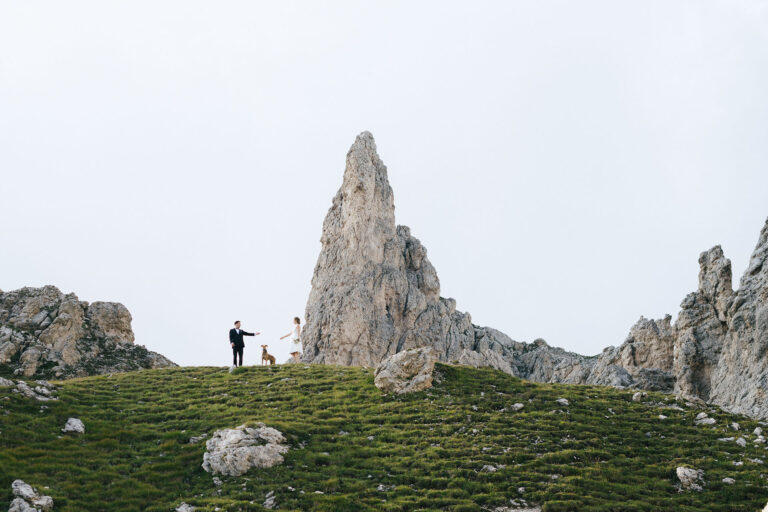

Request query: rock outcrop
[
  {"left": 201, "top": 424, "right": 289, "bottom": 477},
  {"left": 302, "top": 132, "right": 582, "bottom": 373},
  {"left": 676, "top": 467, "right": 704, "bottom": 492},
  {"left": 0, "top": 286, "right": 175, "bottom": 379},
  {"left": 374, "top": 347, "right": 437, "bottom": 394},
  {"left": 9, "top": 480, "right": 54, "bottom": 511},
  {"left": 302, "top": 131, "right": 767, "bottom": 419},
  {"left": 707, "top": 222, "right": 768, "bottom": 418},
  {"left": 584, "top": 223, "right": 768, "bottom": 418}
]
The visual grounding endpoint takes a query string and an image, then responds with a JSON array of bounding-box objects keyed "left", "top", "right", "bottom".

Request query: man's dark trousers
[
  {"left": 233, "top": 346, "right": 243, "bottom": 366},
  {"left": 229, "top": 328, "right": 254, "bottom": 367}
]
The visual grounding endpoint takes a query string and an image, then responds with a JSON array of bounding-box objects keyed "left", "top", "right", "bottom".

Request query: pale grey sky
[{"left": 1, "top": 1, "right": 766, "bottom": 366}]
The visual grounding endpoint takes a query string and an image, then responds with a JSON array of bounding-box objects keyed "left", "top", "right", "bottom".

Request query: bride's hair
[{"left": 294, "top": 317, "right": 301, "bottom": 324}]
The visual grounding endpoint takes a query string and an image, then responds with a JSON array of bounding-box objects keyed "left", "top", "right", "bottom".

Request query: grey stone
[
  {"left": 263, "top": 490, "right": 276, "bottom": 509},
  {"left": 9, "top": 498, "right": 37, "bottom": 512},
  {"left": 374, "top": 347, "right": 437, "bottom": 394},
  {"left": 10, "top": 480, "right": 53, "bottom": 511},
  {"left": 201, "top": 424, "right": 289, "bottom": 477},
  {"left": 15, "top": 381, "right": 56, "bottom": 402},
  {"left": 61, "top": 417, "right": 85, "bottom": 434},
  {"left": 676, "top": 467, "right": 704, "bottom": 491},
  {"left": 694, "top": 412, "right": 716, "bottom": 426}
]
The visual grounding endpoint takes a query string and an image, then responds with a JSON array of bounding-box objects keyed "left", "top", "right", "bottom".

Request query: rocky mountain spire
[
  {"left": 302, "top": 132, "right": 460, "bottom": 366},
  {"left": 302, "top": 133, "right": 593, "bottom": 376}
]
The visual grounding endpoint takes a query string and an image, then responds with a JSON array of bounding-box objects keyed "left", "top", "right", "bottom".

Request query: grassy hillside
[{"left": 1, "top": 364, "right": 766, "bottom": 511}]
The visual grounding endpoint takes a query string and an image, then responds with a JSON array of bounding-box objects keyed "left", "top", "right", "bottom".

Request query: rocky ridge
[
  {"left": 0, "top": 286, "right": 175, "bottom": 379},
  {"left": 302, "top": 131, "right": 768, "bottom": 419}
]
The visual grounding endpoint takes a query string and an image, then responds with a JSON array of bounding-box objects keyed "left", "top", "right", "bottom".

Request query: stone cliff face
[
  {"left": 708, "top": 223, "right": 768, "bottom": 418},
  {"left": 303, "top": 131, "right": 767, "bottom": 419},
  {"left": 585, "top": 231, "right": 767, "bottom": 419},
  {"left": 0, "top": 286, "right": 176, "bottom": 379}
]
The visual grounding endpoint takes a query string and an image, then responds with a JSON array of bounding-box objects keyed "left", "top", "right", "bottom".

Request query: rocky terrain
[
  {"left": 302, "top": 131, "right": 767, "bottom": 419},
  {"left": 0, "top": 286, "right": 175, "bottom": 379}
]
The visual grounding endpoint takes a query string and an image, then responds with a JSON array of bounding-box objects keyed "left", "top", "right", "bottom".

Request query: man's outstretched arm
[{"left": 242, "top": 331, "right": 260, "bottom": 336}]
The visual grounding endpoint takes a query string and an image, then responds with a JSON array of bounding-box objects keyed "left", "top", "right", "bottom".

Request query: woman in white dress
[{"left": 280, "top": 317, "right": 302, "bottom": 362}]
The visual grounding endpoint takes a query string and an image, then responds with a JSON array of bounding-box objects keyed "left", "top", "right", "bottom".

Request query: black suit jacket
[{"left": 229, "top": 328, "right": 254, "bottom": 348}]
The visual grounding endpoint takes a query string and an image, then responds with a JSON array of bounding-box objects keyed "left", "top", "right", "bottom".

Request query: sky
[{"left": 1, "top": 1, "right": 767, "bottom": 367}]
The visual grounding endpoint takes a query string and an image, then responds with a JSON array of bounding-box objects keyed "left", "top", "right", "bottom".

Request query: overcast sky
[{"left": 1, "top": 1, "right": 766, "bottom": 367}]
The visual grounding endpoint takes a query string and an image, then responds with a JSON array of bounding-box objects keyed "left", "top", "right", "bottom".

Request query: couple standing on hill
[{"left": 228, "top": 317, "right": 302, "bottom": 367}]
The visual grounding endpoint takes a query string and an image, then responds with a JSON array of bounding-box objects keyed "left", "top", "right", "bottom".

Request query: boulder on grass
[
  {"left": 202, "top": 423, "right": 289, "bottom": 477},
  {"left": 61, "top": 417, "right": 85, "bottom": 434},
  {"left": 676, "top": 467, "right": 704, "bottom": 491},
  {"left": 10, "top": 480, "right": 53, "bottom": 511},
  {"left": 374, "top": 347, "right": 437, "bottom": 394}
]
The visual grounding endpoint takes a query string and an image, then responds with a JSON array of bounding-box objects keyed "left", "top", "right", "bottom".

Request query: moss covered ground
[{"left": 1, "top": 364, "right": 766, "bottom": 511}]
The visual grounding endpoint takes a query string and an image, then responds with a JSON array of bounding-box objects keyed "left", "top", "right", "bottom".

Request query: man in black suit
[{"left": 229, "top": 320, "right": 260, "bottom": 367}]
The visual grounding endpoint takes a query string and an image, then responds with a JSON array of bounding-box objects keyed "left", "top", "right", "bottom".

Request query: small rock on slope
[
  {"left": 374, "top": 347, "right": 437, "bottom": 394},
  {"left": 10, "top": 480, "right": 53, "bottom": 511},
  {"left": 61, "top": 417, "right": 85, "bottom": 434},
  {"left": 676, "top": 467, "right": 704, "bottom": 491},
  {"left": 202, "top": 424, "right": 289, "bottom": 476}
]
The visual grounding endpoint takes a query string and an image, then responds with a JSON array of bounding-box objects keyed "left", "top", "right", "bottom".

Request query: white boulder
[
  {"left": 676, "top": 467, "right": 704, "bottom": 491},
  {"left": 694, "top": 412, "right": 716, "bottom": 426},
  {"left": 374, "top": 347, "right": 437, "bottom": 394},
  {"left": 10, "top": 480, "right": 53, "bottom": 511},
  {"left": 202, "top": 423, "right": 289, "bottom": 477},
  {"left": 61, "top": 417, "right": 85, "bottom": 434}
]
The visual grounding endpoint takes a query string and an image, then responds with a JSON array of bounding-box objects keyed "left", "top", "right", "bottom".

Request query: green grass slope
[{"left": 1, "top": 364, "right": 766, "bottom": 511}]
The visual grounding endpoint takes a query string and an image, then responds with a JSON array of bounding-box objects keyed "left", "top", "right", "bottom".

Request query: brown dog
[{"left": 261, "top": 345, "right": 276, "bottom": 366}]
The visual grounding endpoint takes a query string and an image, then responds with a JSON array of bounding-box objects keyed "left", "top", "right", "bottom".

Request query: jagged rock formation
[
  {"left": 708, "top": 223, "right": 768, "bottom": 418},
  {"left": 303, "top": 131, "right": 767, "bottom": 419},
  {"left": 302, "top": 132, "right": 544, "bottom": 369},
  {"left": 0, "top": 286, "right": 175, "bottom": 379},
  {"left": 581, "top": 224, "right": 767, "bottom": 419}
]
